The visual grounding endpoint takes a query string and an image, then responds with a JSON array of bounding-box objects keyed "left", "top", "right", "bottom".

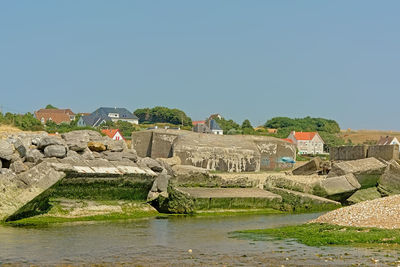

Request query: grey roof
[
  {"left": 209, "top": 119, "right": 222, "bottom": 131},
  {"left": 81, "top": 107, "right": 137, "bottom": 127}
]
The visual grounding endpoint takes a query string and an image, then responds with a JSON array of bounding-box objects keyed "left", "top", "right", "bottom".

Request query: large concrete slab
[
  {"left": 330, "top": 145, "right": 368, "bottom": 161},
  {"left": 368, "top": 145, "right": 399, "bottom": 161},
  {"left": 176, "top": 187, "right": 282, "bottom": 199},
  {"left": 0, "top": 162, "right": 66, "bottom": 221}
]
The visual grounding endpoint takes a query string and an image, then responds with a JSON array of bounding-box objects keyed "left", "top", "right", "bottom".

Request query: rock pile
[{"left": 312, "top": 194, "right": 400, "bottom": 229}]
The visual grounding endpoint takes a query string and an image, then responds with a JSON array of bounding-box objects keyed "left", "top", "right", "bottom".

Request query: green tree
[
  {"left": 133, "top": 106, "right": 192, "bottom": 126},
  {"left": 45, "top": 104, "right": 58, "bottom": 109},
  {"left": 214, "top": 117, "right": 240, "bottom": 134}
]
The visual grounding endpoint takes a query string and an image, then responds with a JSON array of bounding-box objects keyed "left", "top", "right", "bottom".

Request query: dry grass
[
  {"left": 0, "top": 124, "right": 22, "bottom": 133},
  {"left": 339, "top": 129, "right": 400, "bottom": 145}
]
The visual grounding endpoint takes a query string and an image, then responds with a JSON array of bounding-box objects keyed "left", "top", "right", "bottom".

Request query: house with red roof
[
  {"left": 287, "top": 131, "right": 324, "bottom": 155},
  {"left": 35, "top": 108, "right": 75, "bottom": 124},
  {"left": 101, "top": 129, "right": 125, "bottom": 141}
]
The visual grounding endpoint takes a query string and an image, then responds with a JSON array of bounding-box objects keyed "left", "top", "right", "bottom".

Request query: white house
[
  {"left": 101, "top": 129, "right": 125, "bottom": 141},
  {"left": 287, "top": 131, "right": 324, "bottom": 155},
  {"left": 377, "top": 136, "right": 400, "bottom": 147}
]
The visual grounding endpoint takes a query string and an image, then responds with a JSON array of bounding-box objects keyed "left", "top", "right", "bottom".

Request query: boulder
[
  {"left": 0, "top": 140, "right": 14, "bottom": 160},
  {"left": 102, "top": 151, "right": 123, "bottom": 162},
  {"left": 37, "top": 136, "right": 64, "bottom": 150},
  {"left": 87, "top": 141, "right": 107, "bottom": 152},
  {"left": 44, "top": 145, "right": 67, "bottom": 158},
  {"left": 12, "top": 138, "right": 27, "bottom": 158},
  {"left": 9, "top": 160, "right": 28, "bottom": 174},
  {"left": 61, "top": 130, "right": 102, "bottom": 143},
  {"left": 172, "top": 165, "right": 209, "bottom": 176},
  {"left": 157, "top": 156, "right": 181, "bottom": 167},
  {"left": 25, "top": 149, "right": 44, "bottom": 163},
  {"left": 81, "top": 148, "right": 95, "bottom": 160},
  {"left": 378, "top": 160, "right": 400, "bottom": 195},
  {"left": 106, "top": 139, "right": 127, "bottom": 152},
  {"left": 121, "top": 150, "right": 138, "bottom": 162},
  {"left": 346, "top": 187, "right": 382, "bottom": 205},
  {"left": 66, "top": 150, "right": 81, "bottom": 159},
  {"left": 292, "top": 157, "right": 321, "bottom": 175},
  {"left": 138, "top": 157, "right": 164, "bottom": 173},
  {"left": 320, "top": 174, "right": 361, "bottom": 201},
  {"left": 150, "top": 186, "right": 194, "bottom": 214},
  {"left": 328, "top": 157, "right": 386, "bottom": 188},
  {"left": 147, "top": 172, "right": 170, "bottom": 201},
  {"left": 65, "top": 140, "right": 87, "bottom": 152}
]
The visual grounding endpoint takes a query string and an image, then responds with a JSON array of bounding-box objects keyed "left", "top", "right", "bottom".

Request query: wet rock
[
  {"left": 292, "top": 157, "right": 321, "bottom": 175},
  {"left": 0, "top": 140, "right": 14, "bottom": 161},
  {"left": 9, "top": 160, "right": 28, "bottom": 174},
  {"left": 25, "top": 149, "right": 44, "bottom": 163},
  {"left": 44, "top": 145, "right": 67, "bottom": 158},
  {"left": 87, "top": 141, "right": 107, "bottom": 152},
  {"left": 37, "top": 136, "right": 64, "bottom": 150},
  {"left": 378, "top": 160, "right": 400, "bottom": 195},
  {"left": 150, "top": 186, "right": 194, "bottom": 214}
]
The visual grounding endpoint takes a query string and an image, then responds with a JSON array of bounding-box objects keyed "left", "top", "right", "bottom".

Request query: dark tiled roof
[
  {"left": 377, "top": 136, "right": 395, "bottom": 145},
  {"left": 81, "top": 107, "right": 138, "bottom": 127}
]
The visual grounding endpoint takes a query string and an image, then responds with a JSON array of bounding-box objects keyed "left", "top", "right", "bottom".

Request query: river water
[{"left": 0, "top": 213, "right": 399, "bottom": 266}]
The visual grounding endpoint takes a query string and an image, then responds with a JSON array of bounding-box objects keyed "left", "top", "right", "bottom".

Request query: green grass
[
  {"left": 232, "top": 223, "right": 400, "bottom": 247},
  {"left": 4, "top": 210, "right": 159, "bottom": 227}
]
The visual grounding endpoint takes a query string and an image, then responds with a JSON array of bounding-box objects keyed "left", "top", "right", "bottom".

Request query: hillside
[{"left": 339, "top": 129, "right": 400, "bottom": 145}]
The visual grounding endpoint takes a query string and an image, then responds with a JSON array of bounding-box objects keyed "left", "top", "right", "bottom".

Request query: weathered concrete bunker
[
  {"left": 132, "top": 129, "right": 296, "bottom": 172},
  {"left": 330, "top": 144, "right": 399, "bottom": 161}
]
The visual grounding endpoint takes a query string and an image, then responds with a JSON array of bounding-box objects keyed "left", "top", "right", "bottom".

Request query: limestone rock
[
  {"left": 328, "top": 157, "right": 386, "bottom": 188},
  {"left": 9, "top": 160, "right": 28, "bottom": 174},
  {"left": 121, "top": 150, "right": 138, "bottom": 162},
  {"left": 147, "top": 172, "right": 170, "bottom": 201},
  {"left": 25, "top": 149, "right": 44, "bottom": 163},
  {"left": 44, "top": 145, "right": 67, "bottom": 158},
  {"left": 87, "top": 141, "right": 107, "bottom": 152},
  {"left": 320, "top": 174, "right": 361, "bottom": 201},
  {"left": 66, "top": 140, "right": 87, "bottom": 152},
  {"left": 157, "top": 156, "right": 181, "bottom": 167},
  {"left": 61, "top": 130, "right": 102, "bottom": 143},
  {"left": 37, "top": 136, "right": 64, "bottom": 150},
  {"left": 172, "top": 165, "right": 209, "bottom": 176},
  {"left": 102, "top": 151, "right": 123, "bottom": 162},
  {"left": 106, "top": 139, "right": 127, "bottom": 152},
  {"left": 138, "top": 157, "right": 164, "bottom": 173},
  {"left": 150, "top": 186, "right": 194, "bottom": 214},
  {"left": 81, "top": 148, "right": 95, "bottom": 160},
  {"left": 292, "top": 157, "right": 321, "bottom": 175},
  {"left": 12, "top": 138, "right": 27, "bottom": 158},
  {"left": 378, "top": 160, "right": 400, "bottom": 195},
  {"left": 0, "top": 140, "right": 14, "bottom": 160},
  {"left": 66, "top": 150, "right": 81, "bottom": 159}
]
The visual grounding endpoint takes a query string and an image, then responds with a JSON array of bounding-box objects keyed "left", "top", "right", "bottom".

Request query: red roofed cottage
[
  {"left": 101, "top": 129, "right": 125, "bottom": 141},
  {"left": 287, "top": 131, "right": 324, "bottom": 155}
]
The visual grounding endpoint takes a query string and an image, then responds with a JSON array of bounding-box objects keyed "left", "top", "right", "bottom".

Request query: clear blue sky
[{"left": 1, "top": 1, "right": 399, "bottom": 130}]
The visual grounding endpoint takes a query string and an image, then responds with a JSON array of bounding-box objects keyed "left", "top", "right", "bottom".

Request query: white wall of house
[
  {"left": 390, "top": 137, "right": 400, "bottom": 146},
  {"left": 112, "top": 131, "right": 124, "bottom": 140},
  {"left": 211, "top": 129, "right": 223, "bottom": 135},
  {"left": 288, "top": 132, "right": 324, "bottom": 155}
]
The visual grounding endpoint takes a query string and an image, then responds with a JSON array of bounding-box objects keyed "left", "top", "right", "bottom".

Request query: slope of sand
[{"left": 312, "top": 195, "right": 400, "bottom": 229}]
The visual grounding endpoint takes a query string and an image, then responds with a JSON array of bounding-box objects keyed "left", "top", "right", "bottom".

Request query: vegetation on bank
[
  {"left": 134, "top": 106, "right": 192, "bottom": 126},
  {"left": 233, "top": 223, "right": 400, "bottom": 247}
]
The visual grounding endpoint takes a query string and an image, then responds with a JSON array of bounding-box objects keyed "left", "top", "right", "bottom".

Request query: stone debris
[
  {"left": 292, "top": 157, "right": 321, "bottom": 176},
  {"left": 319, "top": 174, "right": 361, "bottom": 201},
  {"left": 312, "top": 195, "right": 400, "bottom": 229}
]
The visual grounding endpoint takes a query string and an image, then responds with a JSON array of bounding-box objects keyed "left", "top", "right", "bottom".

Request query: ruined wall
[
  {"left": 330, "top": 145, "right": 368, "bottom": 161},
  {"left": 131, "top": 130, "right": 297, "bottom": 172},
  {"left": 330, "top": 144, "right": 399, "bottom": 161},
  {"left": 368, "top": 145, "right": 399, "bottom": 161},
  {"left": 131, "top": 131, "right": 153, "bottom": 158}
]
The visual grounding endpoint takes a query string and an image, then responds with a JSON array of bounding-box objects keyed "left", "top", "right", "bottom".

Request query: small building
[
  {"left": 209, "top": 119, "right": 223, "bottom": 135},
  {"left": 287, "top": 131, "right": 324, "bottom": 155},
  {"left": 377, "top": 136, "right": 400, "bottom": 146},
  {"left": 34, "top": 108, "right": 75, "bottom": 124},
  {"left": 101, "top": 129, "right": 125, "bottom": 141},
  {"left": 78, "top": 107, "right": 139, "bottom": 127},
  {"left": 192, "top": 119, "right": 223, "bottom": 135}
]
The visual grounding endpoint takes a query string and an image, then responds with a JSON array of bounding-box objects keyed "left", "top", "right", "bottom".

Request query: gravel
[{"left": 312, "top": 195, "right": 400, "bottom": 229}]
